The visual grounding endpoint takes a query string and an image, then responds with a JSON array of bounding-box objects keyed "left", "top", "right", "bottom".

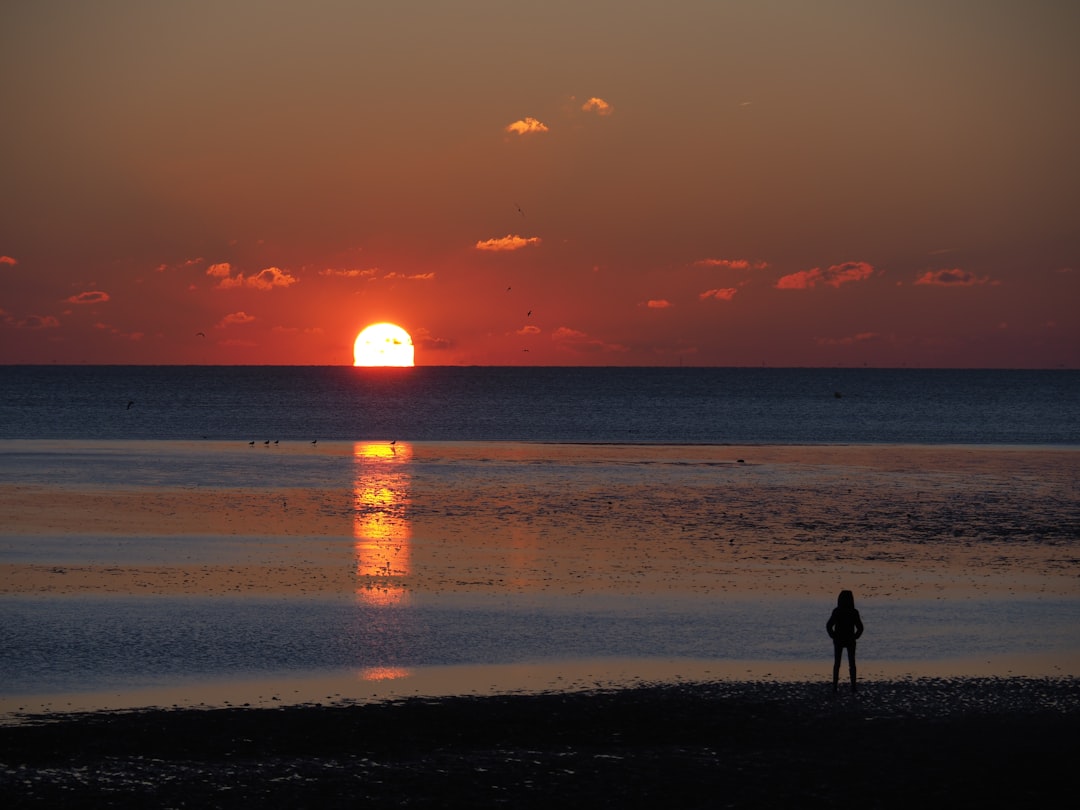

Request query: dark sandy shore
[{"left": 2, "top": 677, "right": 1077, "bottom": 808}]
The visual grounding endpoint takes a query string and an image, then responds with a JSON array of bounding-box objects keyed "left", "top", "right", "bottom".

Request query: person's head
[{"left": 837, "top": 590, "right": 855, "bottom": 609}]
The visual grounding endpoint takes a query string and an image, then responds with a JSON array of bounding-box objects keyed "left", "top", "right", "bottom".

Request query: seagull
[
  {"left": 526, "top": 310, "right": 532, "bottom": 317},
  {"left": 311, "top": 439, "right": 318, "bottom": 445},
  {"left": 195, "top": 331, "right": 205, "bottom": 338}
]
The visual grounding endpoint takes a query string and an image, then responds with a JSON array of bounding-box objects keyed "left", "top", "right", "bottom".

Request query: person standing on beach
[{"left": 827, "top": 590, "right": 864, "bottom": 692}]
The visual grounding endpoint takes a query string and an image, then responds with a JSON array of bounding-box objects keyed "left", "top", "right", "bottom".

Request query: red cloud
[
  {"left": 0, "top": 255, "right": 17, "bottom": 266},
  {"left": 320, "top": 267, "right": 378, "bottom": 278},
  {"left": 694, "top": 258, "right": 769, "bottom": 271},
  {"left": 216, "top": 311, "right": 255, "bottom": 328},
  {"left": 247, "top": 267, "right": 298, "bottom": 290},
  {"left": 11, "top": 314, "right": 60, "bottom": 329},
  {"left": 551, "top": 326, "right": 628, "bottom": 354},
  {"left": 505, "top": 117, "right": 549, "bottom": 135},
  {"left": 581, "top": 97, "right": 613, "bottom": 116},
  {"left": 475, "top": 234, "right": 541, "bottom": 251},
  {"left": 646, "top": 299, "right": 672, "bottom": 309},
  {"left": 64, "top": 290, "right": 110, "bottom": 305},
  {"left": 208, "top": 263, "right": 298, "bottom": 290},
  {"left": 775, "top": 261, "right": 876, "bottom": 290},
  {"left": 699, "top": 288, "right": 738, "bottom": 301},
  {"left": 914, "top": 268, "right": 996, "bottom": 287}
]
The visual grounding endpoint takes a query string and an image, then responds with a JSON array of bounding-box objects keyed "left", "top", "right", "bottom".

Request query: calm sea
[{"left": 1, "top": 366, "right": 1078, "bottom": 444}]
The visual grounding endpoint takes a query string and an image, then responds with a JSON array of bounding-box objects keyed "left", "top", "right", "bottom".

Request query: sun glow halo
[{"left": 353, "top": 323, "right": 415, "bottom": 367}]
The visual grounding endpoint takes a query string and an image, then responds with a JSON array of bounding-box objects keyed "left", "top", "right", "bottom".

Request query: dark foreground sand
[{"left": 2, "top": 677, "right": 1077, "bottom": 809}]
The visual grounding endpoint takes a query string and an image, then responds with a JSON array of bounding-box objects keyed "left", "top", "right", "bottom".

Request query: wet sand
[
  {"left": 2, "top": 678, "right": 1077, "bottom": 808},
  {"left": 2, "top": 442, "right": 1078, "bottom": 805},
  {"left": 2, "top": 444, "right": 1078, "bottom": 709},
  {"left": 2, "top": 442, "right": 1077, "bottom": 601}
]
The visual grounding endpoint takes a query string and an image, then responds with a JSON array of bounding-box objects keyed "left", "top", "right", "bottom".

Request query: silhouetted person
[{"left": 827, "top": 589, "right": 863, "bottom": 692}]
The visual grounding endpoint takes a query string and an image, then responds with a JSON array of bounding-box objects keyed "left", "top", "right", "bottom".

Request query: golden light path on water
[{"left": 353, "top": 441, "right": 413, "bottom": 608}]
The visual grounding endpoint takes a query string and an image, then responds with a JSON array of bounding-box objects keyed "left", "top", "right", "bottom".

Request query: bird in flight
[
  {"left": 126, "top": 400, "right": 134, "bottom": 410},
  {"left": 195, "top": 331, "right": 205, "bottom": 338}
]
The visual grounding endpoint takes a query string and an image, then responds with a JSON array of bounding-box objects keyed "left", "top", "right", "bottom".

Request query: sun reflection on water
[{"left": 353, "top": 441, "right": 413, "bottom": 606}]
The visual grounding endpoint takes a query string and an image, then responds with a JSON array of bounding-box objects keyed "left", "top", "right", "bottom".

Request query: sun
[{"left": 353, "top": 323, "right": 415, "bottom": 367}]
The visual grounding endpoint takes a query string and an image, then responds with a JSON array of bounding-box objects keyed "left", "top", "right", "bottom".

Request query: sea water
[
  {"left": 1, "top": 366, "right": 1077, "bottom": 443},
  {"left": 1, "top": 367, "right": 1078, "bottom": 706}
]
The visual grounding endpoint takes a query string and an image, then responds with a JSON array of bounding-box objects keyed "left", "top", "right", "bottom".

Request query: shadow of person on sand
[{"left": 827, "top": 589, "right": 864, "bottom": 693}]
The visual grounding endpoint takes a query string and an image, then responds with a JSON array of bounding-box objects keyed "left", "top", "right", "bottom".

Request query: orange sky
[{"left": 1, "top": 1, "right": 1077, "bottom": 367}]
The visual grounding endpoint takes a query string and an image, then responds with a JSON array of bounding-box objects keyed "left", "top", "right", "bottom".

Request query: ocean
[
  {"left": 1, "top": 366, "right": 1078, "bottom": 443},
  {"left": 1, "top": 367, "right": 1078, "bottom": 712}
]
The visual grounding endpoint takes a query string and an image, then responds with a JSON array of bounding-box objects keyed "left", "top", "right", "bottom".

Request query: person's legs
[
  {"left": 832, "top": 643, "right": 843, "bottom": 691},
  {"left": 847, "top": 644, "right": 857, "bottom": 691}
]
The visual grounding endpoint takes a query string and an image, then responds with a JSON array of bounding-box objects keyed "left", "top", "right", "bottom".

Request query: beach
[
  {"left": 2, "top": 440, "right": 1078, "bottom": 804},
  {"left": 2, "top": 678, "right": 1078, "bottom": 807}
]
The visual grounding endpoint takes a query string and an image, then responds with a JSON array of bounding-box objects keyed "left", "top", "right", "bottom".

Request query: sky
[{"left": 1, "top": 0, "right": 1077, "bottom": 367}]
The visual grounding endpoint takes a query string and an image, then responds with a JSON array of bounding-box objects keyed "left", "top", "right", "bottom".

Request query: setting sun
[{"left": 353, "top": 323, "right": 415, "bottom": 367}]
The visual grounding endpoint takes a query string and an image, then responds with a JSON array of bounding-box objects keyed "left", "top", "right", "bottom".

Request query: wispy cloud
[
  {"left": 581, "top": 97, "right": 613, "bottom": 116},
  {"left": 774, "top": 261, "right": 876, "bottom": 290},
  {"left": 0, "top": 255, "right": 18, "bottom": 267},
  {"left": 208, "top": 264, "right": 298, "bottom": 290},
  {"left": 914, "top": 268, "right": 997, "bottom": 287},
  {"left": 64, "top": 290, "right": 110, "bottom": 305},
  {"left": 693, "top": 258, "right": 769, "bottom": 271},
  {"left": 412, "top": 327, "right": 453, "bottom": 351},
  {"left": 475, "top": 234, "right": 542, "bottom": 251},
  {"left": 157, "top": 257, "right": 204, "bottom": 272},
  {"left": 320, "top": 267, "right": 378, "bottom": 279},
  {"left": 247, "top": 267, "right": 298, "bottom": 290},
  {"left": 516, "top": 325, "right": 541, "bottom": 336},
  {"left": 551, "top": 326, "right": 628, "bottom": 355},
  {"left": 645, "top": 299, "right": 672, "bottom": 309},
  {"left": 699, "top": 288, "right": 738, "bottom": 301},
  {"left": 383, "top": 271, "right": 436, "bottom": 281},
  {"left": 6, "top": 313, "right": 59, "bottom": 329},
  {"left": 505, "top": 117, "right": 549, "bottom": 135},
  {"left": 216, "top": 311, "right": 255, "bottom": 328}
]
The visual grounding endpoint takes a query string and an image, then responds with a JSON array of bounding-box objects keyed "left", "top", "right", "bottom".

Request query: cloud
[
  {"left": 816, "top": 332, "right": 881, "bottom": 346},
  {"left": 320, "top": 267, "right": 378, "bottom": 279},
  {"left": 699, "top": 288, "right": 738, "bottom": 301},
  {"left": 694, "top": 258, "right": 770, "bottom": 271},
  {"left": 216, "top": 311, "right": 255, "bottom": 328},
  {"left": 475, "top": 234, "right": 542, "bottom": 251},
  {"left": 383, "top": 271, "right": 436, "bottom": 281},
  {"left": 158, "top": 257, "right": 204, "bottom": 272},
  {"left": 8, "top": 314, "right": 60, "bottom": 329},
  {"left": 505, "top": 117, "right": 549, "bottom": 135},
  {"left": 551, "top": 326, "right": 629, "bottom": 355},
  {"left": 581, "top": 97, "right": 613, "bottom": 116},
  {"left": 914, "top": 268, "right": 997, "bottom": 287},
  {"left": 64, "top": 290, "right": 110, "bottom": 305},
  {"left": 646, "top": 299, "right": 672, "bottom": 309},
  {"left": 774, "top": 261, "right": 876, "bottom": 290},
  {"left": 0, "top": 256, "right": 17, "bottom": 266},
  {"left": 247, "top": 266, "right": 298, "bottom": 290},
  {"left": 208, "top": 263, "right": 298, "bottom": 290},
  {"left": 516, "top": 325, "right": 541, "bottom": 336},
  {"left": 412, "top": 327, "right": 453, "bottom": 351}
]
